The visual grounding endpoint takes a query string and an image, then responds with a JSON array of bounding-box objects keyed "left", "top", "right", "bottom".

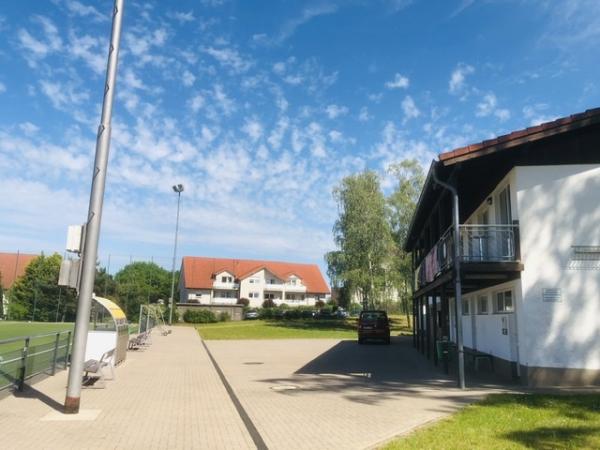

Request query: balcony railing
[
  {"left": 212, "top": 281, "right": 239, "bottom": 290},
  {"left": 416, "top": 224, "right": 519, "bottom": 289}
]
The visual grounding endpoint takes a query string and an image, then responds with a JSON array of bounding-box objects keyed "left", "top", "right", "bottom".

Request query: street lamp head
[{"left": 172, "top": 184, "right": 184, "bottom": 193}]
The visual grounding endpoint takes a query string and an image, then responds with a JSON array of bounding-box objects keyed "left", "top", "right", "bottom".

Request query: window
[
  {"left": 478, "top": 295, "right": 489, "bottom": 314},
  {"left": 495, "top": 290, "right": 514, "bottom": 313},
  {"left": 462, "top": 298, "right": 470, "bottom": 315},
  {"left": 249, "top": 292, "right": 259, "bottom": 299},
  {"left": 220, "top": 275, "right": 233, "bottom": 283},
  {"left": 264, "top": 293, "right": 275, "bottom": 300}
]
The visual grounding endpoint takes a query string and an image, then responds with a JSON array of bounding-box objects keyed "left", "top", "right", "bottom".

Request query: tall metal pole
[
  {"left": 431, "top": 164, "right": 465, "bottom": 389},
  {"left": 169, "top": 187, "right": 183, "bottom": 325},
  {"left": 64, "top": 0, "right": 124, "bottom": 414}
]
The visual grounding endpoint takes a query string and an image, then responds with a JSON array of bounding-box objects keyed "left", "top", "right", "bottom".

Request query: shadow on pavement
[
  {"left": 12, "top": 385, "right": 64, "bottom": 412},
  {"left": 257, "top": 336, "right": 511, "bottom": 407}
]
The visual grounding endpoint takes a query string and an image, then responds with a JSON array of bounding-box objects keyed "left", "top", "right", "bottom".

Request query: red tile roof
[
  {"left": 0, "top": 252, "right": 38, "bottom": 289},
  {"left": 439, "top": 107, "right": 600, "bottom": 164},
  {"left": 182, "top": 256, "right": 330, "bottom": 294}
]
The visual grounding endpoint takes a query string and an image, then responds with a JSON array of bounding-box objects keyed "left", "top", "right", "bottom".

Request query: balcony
[
  {"left": 416, "top": 224, "right": 520, "bottom": 289},
  {"left": 212, "top": 281, "right": 239, "bottom": 290},
  {"left": 284, "top": 284, "right": 306, "bottom": 292},
  {"left": 264, "top": 282, "right": 285, "bottom": 290}
]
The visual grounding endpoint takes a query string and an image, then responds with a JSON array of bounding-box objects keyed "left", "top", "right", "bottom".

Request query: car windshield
[{"left": 360, "top": 312, "right": 387, "bottom": 321}]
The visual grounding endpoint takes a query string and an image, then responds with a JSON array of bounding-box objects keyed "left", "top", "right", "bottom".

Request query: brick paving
[
  {"left": 0, "top": 329, "right": 503, "bottom": 450},
  {"left": 0, "top": 326, "right": 254, "bottom": 450},
  {"left": 206, "top": 337, "right": 501, "bottom": 450}
]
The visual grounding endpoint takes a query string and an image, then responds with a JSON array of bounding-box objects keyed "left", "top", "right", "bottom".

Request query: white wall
[
  {"left": 515, "top": 164, "right": 600, "bottom": 371},
  {"left": 450, "top": 280, "right": 521, "bottom": 362}
]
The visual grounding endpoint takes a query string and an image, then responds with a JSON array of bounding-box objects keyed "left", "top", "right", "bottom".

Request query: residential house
[
  {"left": 0, "top": 252, "right": 38, "bottom": 317},
  {"left": 405, "top": 108, "right": 600, "bottom": 387},
  {"left": 179, "top": 256, "right": 330, "bottom": 308}
]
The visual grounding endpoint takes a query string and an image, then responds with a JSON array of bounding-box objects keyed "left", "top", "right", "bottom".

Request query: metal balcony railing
[{"left": 416, "top": 224, "right": 519, "bottom": 288}]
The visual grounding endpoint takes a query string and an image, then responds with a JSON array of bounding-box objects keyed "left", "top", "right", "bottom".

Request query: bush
[
  {"left": 315, "top": 299, "right": 325, "bottom": 308},
  {"left": 237, "top": 297, "right": 250, "bottom": 307},
  {"left": 259, "top": 307, "right": 274, "bottom": 319},
  {"left": 278, "top": 303, "right": 289, "bottom": 310},
  {"left": 262, "top": 299, "right": 276, "bottom": 308},
  {"left": 182, "top": 309, "right": 217, "bottom": 323},
  {"left": 284, "top": 308, "right": 302, "bottom": 319},
  {"left": 8, "top": 302, "right": 28, "bottom": 320},
  {"left": 218, "top": 311, "right": 231, "bottom": 322}
]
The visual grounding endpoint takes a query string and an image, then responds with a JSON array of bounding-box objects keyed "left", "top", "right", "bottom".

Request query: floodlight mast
[
  {"left": 169, "top": 184, "right": 184, "bottom": 325},
  {"left": 64, "top": 0, "right": 125, "bottom": 414}
]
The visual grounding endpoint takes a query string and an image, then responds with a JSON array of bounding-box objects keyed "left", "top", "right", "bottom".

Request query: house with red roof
[
  {"left": 0, "top": 252, "right": 39, "bottom": 317},
  {"left": 179, "top": 256, "right": 330, "bottom": 308},
  {"left": 406, "top": 107, "right": 600, "bottom": 387}
]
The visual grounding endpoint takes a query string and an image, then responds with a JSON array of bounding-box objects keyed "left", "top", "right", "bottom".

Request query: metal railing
[
  {"left": 416, "top": 224, "right": 519, "bottom": 288},
  {"left": 0, "top": 330, "right": 72, "bottom": 392}
]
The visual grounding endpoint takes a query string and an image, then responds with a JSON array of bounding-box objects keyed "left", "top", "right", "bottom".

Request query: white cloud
[
  {"left": 39, "top": 80, "right": 89, "bottom": 110},
  {"left": 169, "top": 10, "right": 195, "bottom": 23},
  {"left": 325, "top": 104, "right": 349, "bottom": 119},
  {"left": 241, "top": 118, "right": 263, "bottom": 142},
  {"left": 273, "top": 61, "right": 286, "bottom": 75},
  {"left": 0, "top": 82, "right": 5, "bottom": 94},
  {"left": 189, "top": 94, "right": 205, "bottom": 112},
  {"left": 476, "top": 93, "right": 511, "bottom": 121},
  {"left": 401, "top": 95, "right": 420, "bottom": 120},
  {"left": 523, "top": 103, "right": 556, "bottom": 126},
  {"left": 270, "top": 4, "right": 338, "bottom": 45},
  {"left": 68, "top": 31, "right": 105, "bottom": 75},
  {"left": 267, "top": 117, "right": 289, "bottom": 149},
  {"left": 182, "top": 70, "right": 196, "bottom": 87},
  {"left": 368, "top": 93, "right": 383, "bottom": 103},
  {"left": 385, "top": 73, "right": 410, "bottom": 89},
  {"left": 19, "top": 122, "right": 39, "bottom": 134},
  {"left": 64, "top": 1, "right": 107, "bottom": 22},
  {"left": 18, "top": 15, "right": 63, "bottom": 65},
  {"left": 358, "top": 107, "right": 371, "bottom": 122},
  {"left": 449, "top": 63, "right": 474, "bottom": 95},
  {"left": 203, "top": 46, "right": 253, "bottom": 73}
]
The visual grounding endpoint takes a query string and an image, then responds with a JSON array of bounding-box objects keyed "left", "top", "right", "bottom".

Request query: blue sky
[{"left": 0, "top": 0, "right": 599, "bottom": 276}]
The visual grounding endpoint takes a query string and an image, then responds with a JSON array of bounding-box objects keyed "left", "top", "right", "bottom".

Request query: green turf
[
  {"left": 382, "top": 393, "right": 600, "bottom": 450},
  {"left": 0, "top": 322, "right": 73, "bottom": 346},
  {"left": 0, "top": 322, "right": 74, "bottom": 390},
  {"left": 196, "top": 315, "right": 411, "bottom": 340}
]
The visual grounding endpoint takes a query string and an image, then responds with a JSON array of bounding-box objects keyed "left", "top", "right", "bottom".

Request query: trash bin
[{"left": 436, "top": 340, "right": 449, "bottom": 361}]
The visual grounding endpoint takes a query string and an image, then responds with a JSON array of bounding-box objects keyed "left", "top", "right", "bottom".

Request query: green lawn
[
  {"left": 196, "top": 315, "right": 411, "bottom": 340},
  {"left": 383, "top": 393, "right": 600, "bottom": 450}
]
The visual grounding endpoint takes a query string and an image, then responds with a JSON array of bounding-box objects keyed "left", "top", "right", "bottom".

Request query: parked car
[
  {"left": 357, "top": 310, "right": 390, "bottom": 344},
  {"left": 245, "top": 310, "right": 259, "bottom": 320},
  {"left": 335, "top": 308, "right": 349, "bottom": 319},
  {"left": 316, "top": 309, "right": 336, "bottom": 320}
]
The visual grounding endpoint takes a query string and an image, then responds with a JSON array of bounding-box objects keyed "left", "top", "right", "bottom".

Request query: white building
[
  {"left": 406, "top": 108, "right": 600, "bottom": 387},
  {"left": 179, "top": 256, "right": 330, "bottom": 308}
]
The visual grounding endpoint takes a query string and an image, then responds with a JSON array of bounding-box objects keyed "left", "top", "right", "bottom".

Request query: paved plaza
[{"left": 0, "top": 328, "right": 499, "bottom": 449}]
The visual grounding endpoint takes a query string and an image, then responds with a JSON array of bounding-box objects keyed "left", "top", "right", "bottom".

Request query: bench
[
  {"left": 83, "top": 348, "right": 115, "bottom": 388},
  {"left": 128, "top": 330, "right": 152, "bottom": 350},
  {"left": 464, "top": 348, "right": 494, "bottom": 372}
]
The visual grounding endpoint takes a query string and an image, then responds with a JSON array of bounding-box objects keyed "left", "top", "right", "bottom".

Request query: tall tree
[
  {"left": 330, "top": 171, "right": 394, "bottom": 309},
  {"left": 9, "top": 253, "right": 78, "bottom": 322},
  {"left": 386, "top": 159, "right": 425, "bottom": 324},
  {"left": 94, "top": 265, "right": 117, "bottom": 299},
  {"left": 114, "top": 262, "right": 172, "bottom": 320}
]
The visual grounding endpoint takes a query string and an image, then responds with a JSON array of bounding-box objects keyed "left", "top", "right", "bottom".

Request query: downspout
[{"left": 431, "top": 163, "right": 466, "bottom": 390}]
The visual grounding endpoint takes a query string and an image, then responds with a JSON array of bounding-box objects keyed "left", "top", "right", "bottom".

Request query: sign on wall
[{"left": 542, "top": 288, "right": 562, "bottom": 303}]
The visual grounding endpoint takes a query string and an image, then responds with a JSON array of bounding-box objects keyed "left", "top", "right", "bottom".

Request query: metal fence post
[
  {"left": 64, "top": 331, "right": 72, "bottom": 369},
  {"left": 52, "top": 332, "right": 61, "bottom": 375},
  {"left": 19, "top": 337, "right": 30, "bottom": 392}
]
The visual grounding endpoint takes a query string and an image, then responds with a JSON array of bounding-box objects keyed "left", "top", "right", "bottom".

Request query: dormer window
[{"left": 221, "top": 276, "right": 233, "bottom": 283}]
